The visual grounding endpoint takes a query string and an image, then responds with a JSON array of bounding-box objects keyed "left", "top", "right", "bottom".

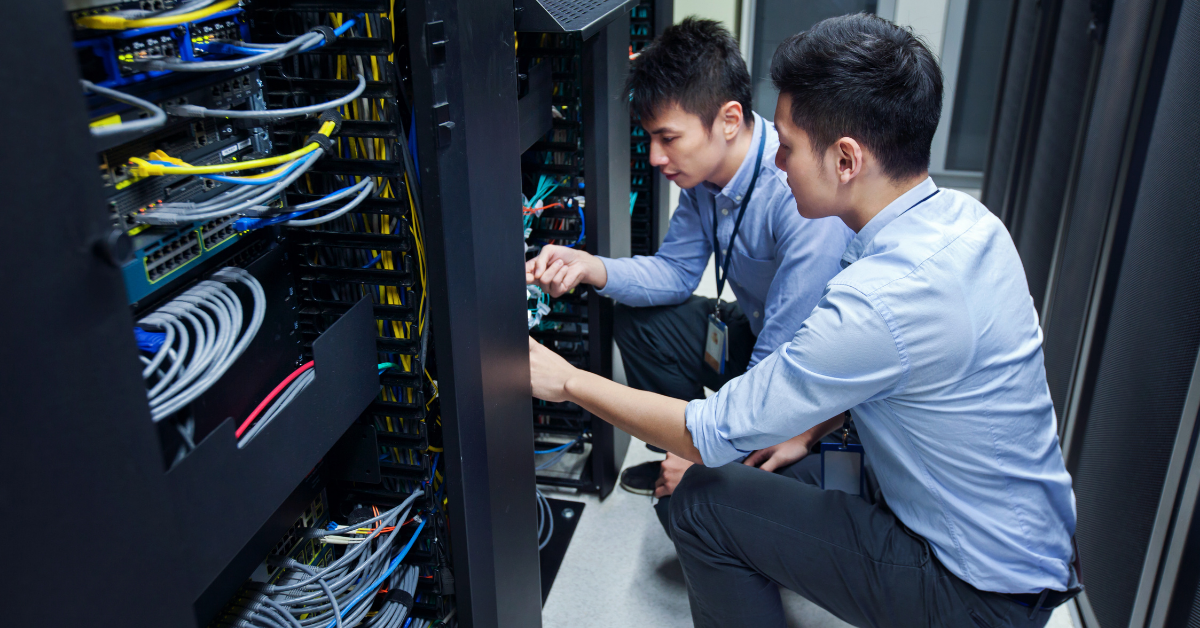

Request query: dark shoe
[{"left": 619, "top": 460, "right": 662, "bottom": 495}]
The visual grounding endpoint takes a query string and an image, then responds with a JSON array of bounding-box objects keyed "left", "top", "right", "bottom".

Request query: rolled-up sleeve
[
  {"left": 595, "top": 189, "right": 710, "bottom": 307},
  {"left": 685, "top": 285, "right": 908, "bottom": 466}
]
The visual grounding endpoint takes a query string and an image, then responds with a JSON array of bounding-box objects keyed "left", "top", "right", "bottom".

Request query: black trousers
[
  {"left": 667, "top": 457, "right": 1057, "bottom": 628},
  {"left": 614, "top": 295, "right": 756, "bottom": 402}
]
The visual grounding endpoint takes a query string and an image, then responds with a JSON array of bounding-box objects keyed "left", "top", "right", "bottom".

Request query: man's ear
[
  {"left": 833, "top": 137, "right": 864, "bottom": 184},
  {"left": 717, "top": 101, "right": 745, "bottom": 141}
]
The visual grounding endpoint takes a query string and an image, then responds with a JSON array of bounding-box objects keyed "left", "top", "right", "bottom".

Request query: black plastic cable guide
[{"left": 285, "top": 192, "right": 410, "bottom": 216}]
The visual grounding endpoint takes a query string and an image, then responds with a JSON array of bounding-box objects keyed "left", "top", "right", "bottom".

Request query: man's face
[
  {"left": 641, "top": 102, "right": 730, "bottom": 190},
  {"left": 773, "top": 92, "right": 841, "bottom": 221}
]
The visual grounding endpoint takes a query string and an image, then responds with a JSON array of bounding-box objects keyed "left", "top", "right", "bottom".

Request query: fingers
[
  {"left": 532, "top": 248, "right": 552, "bottom": 281},
  {"left": 760, "top": 455, "right": 782, "bottom": 473},
  {"left": 743, "top": 449, "right": 769, "bottom": 467},
  {"left": 556, "top": 266, "right": 583, "bottom": 296},
  {"left": 541, "top": 260, "right": 567, "bottom": 296},
  {"left": 654, "top": 474, "right": 674, "bottom": 498}
]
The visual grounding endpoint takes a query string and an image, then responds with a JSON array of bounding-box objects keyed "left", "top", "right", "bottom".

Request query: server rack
[
  {"left": 985, "top": 0, "right": 1200, "bottom": 625},
  {"left": 628, "top": 0, "right": 671, "bottom": 257},
  {"left": 518, "top": 3, "right": 634, "bottom": 498},
  {"left": 3, "top": 1, "right": 583, "bottom": 626}
]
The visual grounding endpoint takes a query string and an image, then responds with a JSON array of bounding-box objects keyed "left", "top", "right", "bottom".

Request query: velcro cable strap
[
  {"left": 319, "top": 109, "right": 344, "bottom": 135},
  {"left": 305, "top": 133, "right": 335, "bottom": 152},
  {"left": 385, "top": 589, "right": 413, "bottom": 610},
  {"left": 310, "top": 25, "right": 337, "bottom": 45}
]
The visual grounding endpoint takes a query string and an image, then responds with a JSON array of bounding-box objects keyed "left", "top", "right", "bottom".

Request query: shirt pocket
[{"left": 728, "top": 250, "right": 777, "bottom": 300}]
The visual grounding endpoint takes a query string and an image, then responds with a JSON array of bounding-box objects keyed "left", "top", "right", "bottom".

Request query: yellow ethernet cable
[
  {"left": 128, "top": 120, "right": 337, "bottom": 177},
  {"left": 76, "top": 0, "right": 240, "bottom": 30}
]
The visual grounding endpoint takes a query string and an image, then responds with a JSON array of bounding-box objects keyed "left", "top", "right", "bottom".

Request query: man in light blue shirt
[
  {"left": 528, "top": 14, "right": 1079, "bottom": 628},
  {"left": 526, "top": 19, "right": 851, "bottom": 499}
]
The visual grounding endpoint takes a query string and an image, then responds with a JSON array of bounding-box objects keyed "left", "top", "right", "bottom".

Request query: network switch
[{"left": 73, "top": 6, "right": 249, "bottom": 87}]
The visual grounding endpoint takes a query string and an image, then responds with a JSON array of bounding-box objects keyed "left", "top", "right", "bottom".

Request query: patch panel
[
  {"left": 143, "top": 227, "right": 201, "bottom": 283},
  {"left": 121, "top": 214, "right": 248, "bottom": 304},
  {"left": 256, "top": 492, "right": 329, "bottom": 582},
  {"left": 201, "top": 214, "right": 239, "bottom": 250}
]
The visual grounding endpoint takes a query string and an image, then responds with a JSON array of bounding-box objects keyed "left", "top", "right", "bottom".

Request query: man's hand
[
  {"left": 529, "top": 337, "right": 580, "bottom": 402},
  {"left": 654, "top": 452, "right": 694, "bottom": 498},
  {"left": 526, "top": 244, "right": 608, "bottom": 297},
  {"left": 743, "top": 433, "right": 814, "bottom": 472}
]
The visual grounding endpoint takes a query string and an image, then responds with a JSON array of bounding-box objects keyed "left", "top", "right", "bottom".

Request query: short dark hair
[
  {"left": 770, "top": 14, "right": 942, "bottom": 180},
  {"left": 627, "top": 17, "right": 752, "bottom": 130}
]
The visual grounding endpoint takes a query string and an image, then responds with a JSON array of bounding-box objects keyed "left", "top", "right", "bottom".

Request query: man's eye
[{"left": 662, "top": 137, "right": 676, "bottom": 144}]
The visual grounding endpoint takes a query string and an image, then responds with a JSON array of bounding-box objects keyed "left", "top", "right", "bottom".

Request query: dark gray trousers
[
  {"left": 614, "top": 295, "right": 755, "bottom": 402},
  {"left": 668, "top": 457, "right": 1056, "bottom": 628}
]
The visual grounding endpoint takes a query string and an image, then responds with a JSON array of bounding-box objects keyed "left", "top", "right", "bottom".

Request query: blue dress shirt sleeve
[
  {"left": 686, "top": 285, "right": 908, "bottom": 466},
  {"left": 749, "top": 190, "right": 853, "bottom": 366},
  {"left": 595, "top": 188, "right": 711, "bottom": 306}
]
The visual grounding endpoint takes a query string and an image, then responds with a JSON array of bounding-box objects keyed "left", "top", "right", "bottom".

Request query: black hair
[
  {"left": 627, "top": 17, "right": 752, "bottom": 130},
  {"left": 770, "top": 13, "right": 942, "bottom": 180}
]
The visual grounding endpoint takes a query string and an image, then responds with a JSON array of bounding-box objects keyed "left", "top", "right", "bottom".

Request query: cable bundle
[
  {"left": 75, "top": 0, "right": 239, "bottom": 30},
  {"left": 137, "top": 266, "right": 265, "bottom": 422},
  {"left": 235, "top": 361, "right": 315, "bottom": 447},
  {"left": 146, "top": 18, "right": 358, "bottom": 73},
  {"left": 224, "top": 491, "right": 426, "bottom": 628},
  {"left": 536, "top": 489, "right": 555, "bottom": 551}
]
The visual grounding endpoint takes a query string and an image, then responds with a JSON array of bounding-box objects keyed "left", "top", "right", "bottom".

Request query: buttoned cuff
[
  {"left": 593, "top": 256, "right": 623, "bottom": 298},
  {"left": 685, "top": 398, "right": 750, "bottom": 467}
]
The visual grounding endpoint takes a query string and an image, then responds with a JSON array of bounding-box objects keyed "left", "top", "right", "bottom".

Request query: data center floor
[{"left": 540, "top": 436, "right": 1079, "bottom": 628}]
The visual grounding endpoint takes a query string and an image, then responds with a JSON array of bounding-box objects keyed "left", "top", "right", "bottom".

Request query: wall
[
  {"left": 893, "top": 0, "right": 950, "bottom": 59},
  {"left": 673, "top": 0, "right": 740, "bottom": 32}
]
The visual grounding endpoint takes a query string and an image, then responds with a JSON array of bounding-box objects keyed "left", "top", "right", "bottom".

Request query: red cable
[{"left": 235, "top": 361, "right": 315, "bottom": 438}]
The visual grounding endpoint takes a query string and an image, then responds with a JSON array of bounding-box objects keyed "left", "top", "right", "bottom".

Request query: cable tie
[
  {"left": 319, "top": 108, "right": 344, "bottom": 134},
  {"left": 385, "top": 589, "right": 414, "bottom": 610},
  {"left": 310, "top": 25, "right": 337, "bottom": 45},
  {"left": 305, "top": 132, "right": 335, "bottom": 152}
]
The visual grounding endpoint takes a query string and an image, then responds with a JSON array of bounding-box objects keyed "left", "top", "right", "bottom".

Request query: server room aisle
[{"left": 540, "top": 438, "right": 1080, "bottom": 628}]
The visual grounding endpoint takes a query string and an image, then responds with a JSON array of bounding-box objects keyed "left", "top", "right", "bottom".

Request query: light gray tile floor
[{"left": 541, "top": 436, "right": 1077, "bottom": 628}]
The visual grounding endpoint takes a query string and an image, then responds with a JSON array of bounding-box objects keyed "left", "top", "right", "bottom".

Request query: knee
[{"left": 668, "top": 464, "right": 739, "bottom": 536}]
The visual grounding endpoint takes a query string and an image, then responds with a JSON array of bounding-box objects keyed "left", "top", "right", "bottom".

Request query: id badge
[
  {"left": 820, "top": 442, "right": 865, "bottom": 497},
  {"left": 703, "top": 314, "right": 727, "bottom": 374}
]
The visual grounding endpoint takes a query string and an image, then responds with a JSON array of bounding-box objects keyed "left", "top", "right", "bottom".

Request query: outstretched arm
[{"left": 528, "top": 338, "right": 702, "bottom": 463}]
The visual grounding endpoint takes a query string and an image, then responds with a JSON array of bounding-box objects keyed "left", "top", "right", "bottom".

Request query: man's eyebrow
[{"left": 648, "top": 126, "right": 677, "bottom": 135}]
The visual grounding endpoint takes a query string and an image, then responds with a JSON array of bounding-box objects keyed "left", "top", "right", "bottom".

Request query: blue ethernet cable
[
  {"left": 534, "top": 440, "right": 577, "bottom": 455},
  {"left": 320, "top": 518, "right": 428, "bottom": 628}
]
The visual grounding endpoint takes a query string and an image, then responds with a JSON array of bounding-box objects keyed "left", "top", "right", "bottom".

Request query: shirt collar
[
  {"left": 702, "top": 111, "right": 765, "bottom": 203},
  {"left": 841, "top": 177, "right": 939, "bottom": 268}
]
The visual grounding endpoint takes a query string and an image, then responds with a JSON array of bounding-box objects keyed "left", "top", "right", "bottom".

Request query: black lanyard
[{"left": 711, "top": 128, "right": 766, "bottom": 319}]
